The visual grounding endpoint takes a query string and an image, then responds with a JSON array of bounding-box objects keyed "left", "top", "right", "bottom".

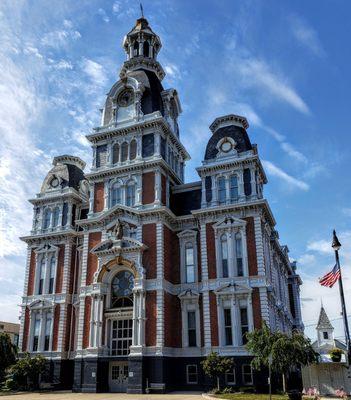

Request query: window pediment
[
  {"left": 215, "top": 282, "right": 251, "bottom": 296},
  {"left": 34, "top": 244, "right": 59, "bottom": 255},
  {"left": 29, "top": 299, "right": 55, "bottom": 310},
  {"left": 213, "top": 216, "right": 246, "bottom": 230}
]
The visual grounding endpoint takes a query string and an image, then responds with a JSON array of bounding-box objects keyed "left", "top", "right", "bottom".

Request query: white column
[
  {"left": 66, "top": 203, "right": 73, "bottom": 227},
  {"left": 155, "top": 131, "right": 161, "bottom": 156},
  {"left": 250, "top": 167, "right": 257, "bottom": 198},
  {"left": 247, "top": 294, "right": 254, "bottom": 333},
  {"left": 89, "top": 296, "right": 96, "bottom": 348},
  {"left": 238, "top": 168, "right": 245, "bottom": 201},
  {"left": 232, "top": 298, "right": 240, "bottom": 347},
  {"left": 217, "top": 297, "right": 223, "bottom": 347},
  {"left": 92, "top": 145, "right": 97, "bottom": 169},
  {"left": 201, "top": 177, "right": 206, "bottom": 208},
  {"left": 154, "top": 170, "right": 161, "bottom": 205},
  {"left": 136, "top": 135, "right": 142, "bottom": 159},
  {"left": 95, "top": 295, "right": 104, "bottom": 348},
  {"left": 225, "top": 175, "right": 230, "bottom": 205},
  {"left": 138, "top": 291, "right": 145, "bottom": 346},
  {"left": 59, "top": 203, "right": 64, "bottom": 228},
  {"left": 200, "top": 223, "right": 212, "bottom": 349},
  {"left": 88, "top": 184, "right": 95, "bottom": 215},
  {"left": 104, "top": 180, "right": 109, "bottom": 210},
  {"left": 38, "top": 310, "right": 45, "bottom": 352},
  {"left": 132, "top": 291, "right": 138, "bottom": 346},
  {"left": 228, "top": 231, "right": 235, "bottom": 277},
  {"left": 57, "top": 304, "right": 67, "bottom": 352},
  {"left": 156, "top": 223, "right": 164, "bottom": 351},
  {"left": 242, "top": 228, "right": 249, "bottom": 277}
]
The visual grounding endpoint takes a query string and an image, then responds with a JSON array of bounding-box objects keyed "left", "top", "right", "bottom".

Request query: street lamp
[{"left": 332, "top": 230, "right": 351, "bottom": 365}]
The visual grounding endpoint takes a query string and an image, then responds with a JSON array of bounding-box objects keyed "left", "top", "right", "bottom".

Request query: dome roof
[
  {"left": 204, "top": 124, "right": 253, "bottom": 161},
  {"left": 40, "top": 155, "right": 85, "bottom": 193}
]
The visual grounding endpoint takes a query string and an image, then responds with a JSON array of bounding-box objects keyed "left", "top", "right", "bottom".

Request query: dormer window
[
  {"left": 143, "top": 40, "right": 150, "bottom": 57},
  {"left": 43, "top": 209, "right": 51, "bottom": 229},
  {"left": 52, "top": 207, "right": 60, "bottom": 227},
  {"left": 230, "top": 175, "right": 239, "bottom": 201},
  {"left": 323, "top": 332, "right": 329, "bottom": 339}
]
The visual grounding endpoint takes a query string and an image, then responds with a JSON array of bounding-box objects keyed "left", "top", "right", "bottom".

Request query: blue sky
[{"left": 0, "top": 0, "right": 351, "bottom": 342}]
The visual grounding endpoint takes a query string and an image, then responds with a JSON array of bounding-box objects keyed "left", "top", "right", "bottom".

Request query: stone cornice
[
  {"left": 29, "top": 187, "right": 86, "bottom": 206},
  {"left": 86, "top": 157, "right": 181, "bottom": 184},
  {"left": 88, "top": 115, "right": 190, "bottom": 160},
  {"left": 20, "top": 229, "right": 80, "bottom": 245}
]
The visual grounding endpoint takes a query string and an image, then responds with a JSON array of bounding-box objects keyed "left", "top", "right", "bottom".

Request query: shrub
[
  {"left": 4, "top": 353, "right": 46, "bottom": 391},
  {"left": 329, "top": 348, "right": 343, "bottom": 362}
]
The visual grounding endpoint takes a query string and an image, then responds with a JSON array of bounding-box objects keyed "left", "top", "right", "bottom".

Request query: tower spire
[{"left": 140, "top": 2, "right": 144, "bottom": 18}]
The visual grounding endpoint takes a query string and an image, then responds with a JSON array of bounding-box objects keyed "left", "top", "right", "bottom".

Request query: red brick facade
[
  {"left": 164, "top": 226, "right": 180, "bottom": 284},
  {"left": 164, "top": 292, "right": 181, "bottom": 347},
  {"left": 94, "top": 182, "right": 104, "bottom": 213},
  {"left": 55, "top": 245, "right": 65, "bottom": 293},
  {"left": 142, "top": 172, "right": 155, "bottom": 204},
  {"left": 22, "top": 307, "right": 30, "bottom": 351},
  {"left": 245, "top": 217, "right": 258, "bottom": 276},
  {"left": 52, "top": 304, "right": 60, "bottom": 351},
  {"left": 27, "top": 250, "right": 36, "bottom": 296},
  {"left": 142, "top": 224, "right": 157, "bottom": 279},
  {"left": 206, "top": 223, "right": 216, "bottom": 279},
  {"left": 83, "top": 296, "right": 91, "bottom": 349},
  {"left": 209, "top": 291, "right": 219, "bottom": 346},
  {"left": 145, "top": 291, "right": 156, "bottom": 346}
]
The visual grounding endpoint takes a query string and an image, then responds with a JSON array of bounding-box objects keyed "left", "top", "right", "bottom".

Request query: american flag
[{"left": 319, "top": 264, "right": 341, "bottom": 288}]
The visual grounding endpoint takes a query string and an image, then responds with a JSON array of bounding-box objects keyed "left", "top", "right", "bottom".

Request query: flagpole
[{"left": 332, "top": 230, "right": 351, "bottom": 365}]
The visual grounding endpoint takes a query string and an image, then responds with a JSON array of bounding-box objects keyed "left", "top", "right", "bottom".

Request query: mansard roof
[
  {"left": 170, "top": 182, "right": 201, "bottom": 216},
  {"left": 204, "top": 123, "right": 253, "bottom": 161},
  {"left": 316, "top": 306, "right": 333, "bottom": 330}
]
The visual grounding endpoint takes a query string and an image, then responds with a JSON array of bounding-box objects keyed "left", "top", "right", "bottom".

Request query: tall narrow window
[
  {"left": 243, "top": 168, "right": 252, "bottom": 196},
  {"left": 111, "top": 183, "right": 122, "bottom": 206},
  {"left": 44, "top": 313, "right": 52, "bottom": 351},
  {"left": 224, "top": 308, "right": 233, "bottom": 346},
  {"left": 52, "top": 207, "right": 60, "bottom": 227},
  {"left": 121, "top": 142, "right": 128, "bottom": 162},
  {"left": 242, "top": 365, "right": 253, "bottom": 385},
  {"left": 220, "top": 234, "right": 228, "bottom": 278},
  {"left": 218, "top": 177, "right": 226, "bottom": 204},
  {"left": 38, "top": 258, "right": 46, "bottom": 295},
  {"left": 235, "top": 233, "right": 243, "bottom": 276},
  {"left": 230, "top": 175, "right": 239, "bottom": 201},
  {"left": 133, "top": 41, "right": 139, "bottom": 56},
  {"left": 126, "top": 183, "right": 135, "bottom": 207},
  {"left": 48, "top": 257, "right": 56, "bottom": 294},
  {"left": 186, "top": 365, "right": 198, "bottom": 384},
  {"left": 143, "top": 40, "right": 150, "bottom": 57},
  {"left": 112, "top": 143, "right": 120, "bottom": 164},
  {"left": 187, "top": 311, "right": 197, "bottom": 347},
  {"left": 129, "top": 139, "right": 137, "bottom": 160},
  {"left": 32, "top": 314, "right": 40, "bottom": 351},
  {"left": 185, "top": 243, "right": 195, "bottom": 283},
  {"left": 240, "top": 307, "right": 249, "bottom": 345},
  {"left": 43, "top": 209, "right": 51, "bottom": 229}
]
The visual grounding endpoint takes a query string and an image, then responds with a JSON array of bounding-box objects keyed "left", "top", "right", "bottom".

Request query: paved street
[{"left": 0, "top": 392, "right": 204, "bottom": 400}]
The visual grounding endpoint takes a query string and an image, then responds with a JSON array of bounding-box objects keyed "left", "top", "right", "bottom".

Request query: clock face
[
  {"left": 117, "top": 89, "right": 134, "bottom": 107},
  {"left": 112, "top": 270, "right": 134, "bottom": 298},
  {"left": 220, "top": 139, "right": 232, "bottom": 153},
  {"left": 50, "top": 177, "right": 59, "bottom": 188}
]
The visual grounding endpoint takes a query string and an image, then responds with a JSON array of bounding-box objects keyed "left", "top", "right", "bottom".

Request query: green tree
[
  {"left": 5, "top": 353, "right": 46, "bottom": 390},
  {"left": 201, "top": 351, "right": 234, "bottom": 391},
  {"left": 246, "top": 323, "right": 318, "bottom": 392},
  {"left": 0, "top": 333, "right": 17, "bottom": 382}
]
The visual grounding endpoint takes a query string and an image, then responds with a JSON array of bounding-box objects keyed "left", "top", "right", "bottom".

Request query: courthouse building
[{"left": 19, "top": 17, "right": 303, "bottom": 393}]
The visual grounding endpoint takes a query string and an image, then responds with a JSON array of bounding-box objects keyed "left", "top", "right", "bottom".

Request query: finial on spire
[{"left": 140, "top": 2, "right": 144, "bottom": 18}]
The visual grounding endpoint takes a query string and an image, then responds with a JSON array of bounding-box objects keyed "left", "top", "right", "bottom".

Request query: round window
[
  {"left": 220, "top": 139, "right": 232, "bottom": 153},
  {"left": 117, "top": 89, "right": 134, "bottom": 107},
  {"left": 50, "top": 177, "right": 59, "bottom": 188}
]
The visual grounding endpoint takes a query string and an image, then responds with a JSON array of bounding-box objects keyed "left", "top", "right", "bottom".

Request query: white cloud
[
  {"left": 112, "top": 1, "right": 120, "bottom": 13},
  {"left": 98, "top": 8, "right": 110, "bottom": 23},
  {"left": 290, "top": 15, "right": 326, "bottom": 58},
  {"left": 164, "top": 63, "right": 181, "bottom": 80},
  {"left": 54, "top": 59, "right": 73, "bottom": 70},
  {"left": 81, "top": 58, "right": 107, "bottom": 87},
  {"left": 237, "top": 58, "right": 310, "bottom": 115},
  {"left": 307, "top": 239, "right": 330, "bottom": 254},
  {"left": 262, "top": 160, "right": 309, "bottom": 191},
  {"left": 280, "top": 142, "right": 308, "bottom": 163},
  {"left": 298, "top": 253, "right": 316, "bottom": 266},
  {"left": 23, "top": 46, "right": 43, "bottom": 59},
  {"left": 41, "top": 20, "right": 81, "bottom": 48}
]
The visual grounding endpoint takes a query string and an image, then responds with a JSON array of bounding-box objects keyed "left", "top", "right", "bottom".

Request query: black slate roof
[{"left": 204, "top": 125, "right": 252, "bottom": 160}]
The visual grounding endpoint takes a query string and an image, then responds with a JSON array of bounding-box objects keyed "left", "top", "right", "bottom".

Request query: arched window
[
  {"left": 48, "top": 256, "right": 56, "bottom": 294},
  {"left": 185, "top": 242, "right": 195, "bottom": 283},
  {"left": 133, "top": 41, "right": 139, "bottom": 56},
  {"left": 235, "top": 232, "right": 243, "bottom": 276},
  {"left": 220, "top": 234, "right": 228, "bottom": 278},
  {"left": 52, "top": 207, "right": 60, "bottom": 227},
  {"left": 43, "top": 209, "right": 51, "bottom": 229},
  {"left": 129, "top": 139, "right": 137, "bottom": 160},
  {"left": 111, "top": 270, "right": 134, "bottom": 308},
  {"left": 121, "top": 142, "right": 128, "bottom": 162},
  {"left": 126, "top": 182, "right": 135, "bottom": 207},
  {"left": 112, "top": 143, "right": 120, "bottom": 164},
  {"left": 218, "top": 177, "right": 226, "bottom": 205},
  {"left": 38, "top": 258, "right": 46, "bottom": 295},
  {"left": 111, "top": 182, "right": 122, "bottom": 206},
  {"left": 230, "top": 175, "right": 239, "bottom": 201},
  {"left": 143, "top": 40, "right": 150, "bottom": 57}
]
